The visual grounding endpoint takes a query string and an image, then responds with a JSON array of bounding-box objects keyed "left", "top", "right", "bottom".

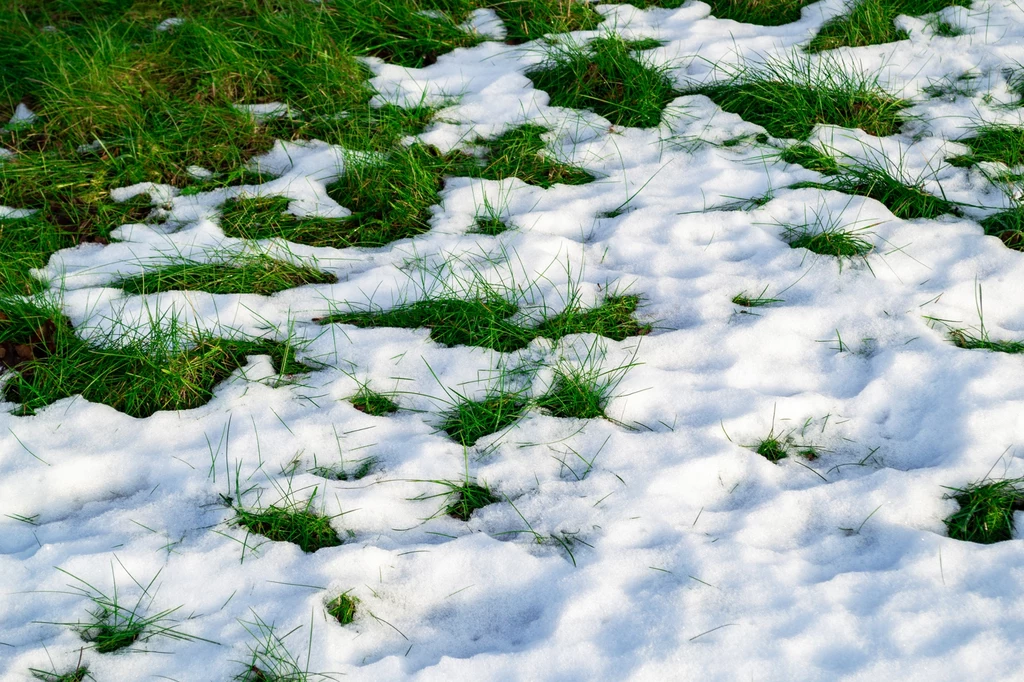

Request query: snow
[{"left": 5, "top": 1, "right": 1024, "bottom": 680}]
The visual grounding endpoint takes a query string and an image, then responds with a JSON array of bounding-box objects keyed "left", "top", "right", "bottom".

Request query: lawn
[{"left": 4, "top": 0, "right": 1024, "bottom": 679}]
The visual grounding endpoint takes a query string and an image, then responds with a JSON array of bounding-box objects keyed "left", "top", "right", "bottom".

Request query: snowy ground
[{"left": 5, "top": 1, "right": 1024, "bottom": 680}]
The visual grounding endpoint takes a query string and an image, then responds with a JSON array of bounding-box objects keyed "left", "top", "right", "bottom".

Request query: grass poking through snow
[
  {"left": 808, "top": 0, "right": 972, "bottom": 52},
  {"left": 321, "top": 292, "right": 649, "bottom": 352},
  {"left": 701, "top": 0, "right": 818, "bottom": 25},
  {"left": 948, "top": 125, "right": 1024, "bottom": 170},
  {"left": 944, "top": 479, "right": 1024, "bottom": 544},
  {"left": 439, "top": 392, "right": 529, "bottom": 446},
  {"left": 526, "top": 35, "right": 679, "bottom": 128},
  {"left": 350, "top": 383, "right": 399, "bottom": 415},
  {"left": 693, "top": 57, "right": 908, "bottom": 140},
  {"left": 0, "top": 300, "right": 310, "bottom": 417},
  {"left": 980, "top": 208, "right": 1024, "bottom": 252},
  {"left": 232, "top": 496, "right": 343, "bottom": 553},
  {"left": 113, "top": 254, "right": 337, "bottom": 296},
  {"left": 326, "top": 593, "right": 358, "bottom": 625}
]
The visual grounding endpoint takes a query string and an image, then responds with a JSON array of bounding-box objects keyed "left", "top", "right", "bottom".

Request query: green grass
[
  {"left": 319, "top": 293, "right": 649, "bottom": 352},
  {"left": 526, "top": 35, "right": 679, "bottom": 128},
  {"left": 326, "top": 593, "right": 358, "bottom": 625},
  {"left": 948, "top": 125, "right": 1024, "bottom": 170},
  {"left": 232, "top": 497, "right": 342, "bottom": 553},
  {"left": 234, "top": 612, "right": 315, "bottom": 682},
  {"left": 702, "top": 0, "right": 819, "bottom": 25},
  {"left": 948, "top": 328, "right": 1024, "bottom": 354},
  {"left": 0, "top": 299, "right": 310, "bottom": 417},
  {"left": 419, "top": 478, "right": 500, "bottom": 520},
  {"left": 755, "top": 434, "right": 789, "bottom": 463},
  {"left": 112, "top": 253, "right": 337, "bottom": 295},
  {"left": 783, "top": 223, "right": 873, "bottom": 259},
  {"left": 471, "top": 215, "right": 512, "bottom": 235},
  {"left": 732, "top": 288, "right": 782, "bottom": 308},
  {"left": 30, "top": 668, "right": 91, "bottom": 682},
  {"left": 780, "top": 144, "right": 840, "bottom": 175},
  {"left": 808, "top": 0, "right": 972, "bottom": 52},
  {"left": 693, "top": 58, "right": 908, "bottom": 140},
  {"left": 487, "top": 0, "right": 604, "bottom": 44},
  {"left": 535, "top": 365, "right": 612, "bottom": 419},
  {"left": 980, "top": 207, "right": 1024, "bottom": 252},
  {"left": 48, "top": 564, "right": 205, "bottom": 655},
  {"left": 944, "top": 479, "right": 1024, "bottom": 544},
  {"left": 471, "top": 123, "right": 594, "bottom": 189},
  {"left": 350, "top": 384, "right": 399, "bottom": 415},
  {"left": 439, "top": 392, "right": 528, "bottom": 445},
  {"left": 791, "top": 161, "right": 961, "bottom": 220}
]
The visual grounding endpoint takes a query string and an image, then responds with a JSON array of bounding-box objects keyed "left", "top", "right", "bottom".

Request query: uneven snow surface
[{"left": 5, "top": 1, "right": 1024, "bottom": 680}]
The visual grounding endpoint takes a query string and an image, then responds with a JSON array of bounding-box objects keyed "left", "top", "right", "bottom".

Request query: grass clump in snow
[
  {"left": 440, "top": 392, "right": 529, "bottom": 446},
  {"left": 947, "top": 125, "right": 1024, "bottom": 170},
  {"left": 732, "top": 288, "right": 782, "bottom": 308},
  {"left": 780, "top": 144, "right": 840, "bottom": 174},
  {"left": 783, "top": 223, "right": 873, "bottom": 259},
  {"left": 471, "top": 214, "right": 512, "bottom": 235},
  {"left": 350, "top": 383, "right": 399, "bottom": 415},
  {"left": 234, "top": 612, "right": 316, "bottom": 682},
  {"left": 326, "top": 592, "right": 358, "bottom": 625},
  {"left": 30, "top": 667, "right": 91, "bottom": 682},
  {"left": 51, "top": 565, "right": 205, "bottom": 655},
  {"left": 526, "top": 35, "right": 679, "bottom": 128},
  {"left": 692, "top": 58, "right": 908, "bottom": 140},
  {"left": 488, "top": 0, "right": 604, "bottom": 44},
  {"left": 113, "top": 254, "right": 337, "bottom": 296},
  {"left": 472, "top": 123, "right": 594, "bottom": 188},
  {"left": 944, "top": 479, "right": 1024, "bottom": 544},
  {"left": 320, "top": 292, "right": 649, "bottom": 352},
  {"left": 980, "top": 208, "right": 1024, "bottom": 252},
  {"left": 700, "top": 0, "right": 818, "bottom": 24},
  {"left": 218, "top": 196, "right": 356, "bottom": 248},
  {"left": 232, "top": 496, "right": 342, "bottom": 553},
  {"left": 791, "top": 160, "right": 961, "bottom": 220},
  {"left": 807, "top": 0, "right": 971, "bottom": 52},
  {"left": 535, "top": 358, "right": 623, "bottom": 420},
  {"left": 0, "top": 300, "right": 309, "bottom": 417},
  {"left": 755, "top": 433, "right": 790, "bottom": 463},
  {"left": 948, "top": 327, "right": 1024, "bottom": 354},
  {"left": 418, "top": 478, "right": 500, "bottom": 520}
]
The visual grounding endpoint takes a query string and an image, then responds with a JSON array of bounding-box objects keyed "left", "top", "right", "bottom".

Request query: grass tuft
[
  {"left": 320, "top": 292, "right": 648, "bottom": 352},
  {"left": 419, "top": 478, "right": 500, "bottom": 520},
  {"left": 30, "top": 667, "right": 91, "bottom": 682},
  {"left": 948, "top": 125, "right": 1024, "bottom": 170},
  {"left": 526, "top": 35, "right": 679, "bottom": 128},
  {"left": 944, "top": 479, "right": 1024, "bottom": 544},
  {"left": 472, "top": 123, "right": 594, "bottom": 188},
  {"left": 488, "top": 0, "right": 604, "bottom": 45},
  {"left": 780, "top": 144, "right": 840, "bottom": 174},
  {"left": 732, "top": 288, "right": 782, "bottom": 308},
  {"left": 439, "top": 392, "right": 528, "bottom": 446},
  {"left": 808, "top": 0, "right": 971, "bottom": 52},
  {"left": 350, "top": 384, "right": 399, "bottom": 415},
  {"left": 113, "top": 253, "right": 337, "bottom": 296},
  {"left": 980, "top": 207, "right": 1024, "bottom": 252},
  {"left": 783, "top": 223, "right": 873, "bottom": 259},
  {"left": 755, "top": 434, "right": 789, "bottom": 463},
  {"left": 326, "top": 592, "right": 358, "bottom": 625},
  {"left": 0, "top": 300, "right": 310, "bottom": 417},
  {"left": 700, "top": 0, "right": 818, "bottom": 25},
  {"left": 232, "top": 498, "right": 342, "bottom": 553},
  {"left": 692, "top": 58, "right": 908, "bottom": 140},
  {"left": 948, "top": 328, "right": 1024, "bottom": 354},
  {"left": 791, "top": 160, "right": 960, "bottom": 220},
  {"left": 535, "top": 365, "right": 611, "bottom": 419}
]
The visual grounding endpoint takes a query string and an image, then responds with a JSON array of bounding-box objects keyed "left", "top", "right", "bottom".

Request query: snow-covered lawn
[{"left": 4, "top": 1, "right": 1024, "bottom": 680}]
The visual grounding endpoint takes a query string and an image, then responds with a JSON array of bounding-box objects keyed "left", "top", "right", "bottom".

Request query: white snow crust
[{"left": 5, "top": 1, "right": 1024, "bottom": 680}]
